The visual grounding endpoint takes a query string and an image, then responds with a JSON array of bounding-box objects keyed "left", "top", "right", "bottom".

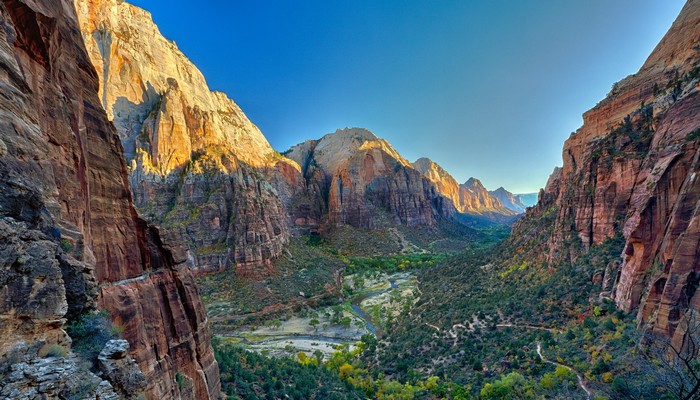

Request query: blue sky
[{"left": 128, "top": 0, "right": 685, "bottom": 193}]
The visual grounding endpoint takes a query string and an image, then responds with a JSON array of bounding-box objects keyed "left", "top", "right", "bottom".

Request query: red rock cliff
[
  {"left": 286, "top": 128, "right": 456, "bottom": 228},
  {"left": 0, "top": 0, "right": 220, "bottom": 398},
  {"left": 516, "top": 0, "right": 700, "bottom": 345}
]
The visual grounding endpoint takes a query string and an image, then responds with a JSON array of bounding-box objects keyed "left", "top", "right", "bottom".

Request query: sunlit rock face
[
  {"left": 0, "top": 0, "right": 220, "bottom": 398},
  {"left": 75, "top": 0, "right": 302, "bottom": 276},
  {"left": 512, "top": 0, "right": 700, "bottom": 346},
  {"left": 285, "top": 128, "right": 456, "bottom": 228},
  {"left": 413, "top": 158, "right": 516, "bottom": 216}
]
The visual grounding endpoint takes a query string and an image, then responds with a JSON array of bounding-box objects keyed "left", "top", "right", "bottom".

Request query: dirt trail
[
  {"left": 495, "top": 323, "right": 560, "bottom": 334},
  {"left": 536, "top": 342, "right": 591, "bottom": 400}
]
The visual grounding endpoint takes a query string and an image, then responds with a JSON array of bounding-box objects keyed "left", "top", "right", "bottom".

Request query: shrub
[
  {"left": 65, "top": 311, "right": 119, "bottom": 368},
  {"left": 45, "top": 344, "right": 67, "bottom": 358},
  {"left": 176, "top": 372, "right": 185, "bottom": 390},
  {"left": 602, "top": 371, "right": 614, "bottom": 383}
]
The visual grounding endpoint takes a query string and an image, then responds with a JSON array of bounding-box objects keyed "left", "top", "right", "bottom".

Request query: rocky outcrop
[
  {"left": 490, "top": 187, "right": 527, "bottom": 213},
  {"left": 0, "top": 342, "right": 127, "bottom": 400},
  {"left": 98, "top": 340, "right": 147, "bottom": 398},
  {"left": 0, "top": 0, "right": 219, "bottom": 398},
  {"left": 512, "top": 0, "right": 700, "bottom": 345},
  {"left": 413, "top": 157, "right": 517, "bottom": 217},
  {"left": 413, "top": 158, "right": 462, "bottom": 209},
  {"left": 75, "top": 0, "right": 299, "bottom": 275},
  {"left": 285, "top": 128, "right": 455, "bottom": 228}
]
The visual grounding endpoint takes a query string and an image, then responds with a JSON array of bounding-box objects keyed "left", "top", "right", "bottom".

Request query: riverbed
[{"left": 218, "top": 271, "right": 417, "bottom": 358}]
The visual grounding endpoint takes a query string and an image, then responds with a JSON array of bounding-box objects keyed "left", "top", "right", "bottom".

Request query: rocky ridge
[
  {"left": 0, "top": 0, "right": 220, "bottom": 398},
  {"left": 513, "top": 0, "right": 700, "bottom": 346}
]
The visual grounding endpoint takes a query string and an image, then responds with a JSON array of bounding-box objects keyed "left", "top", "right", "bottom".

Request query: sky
[{"left": 129, "top": 0, "right": 686, "bottom": 193}]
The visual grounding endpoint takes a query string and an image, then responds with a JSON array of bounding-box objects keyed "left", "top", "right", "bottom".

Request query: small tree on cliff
[
  {"left": 616, "top": 308, "right": 700, "bottom": 400},
  {"left": 646, "top": 309, "right": 700, "bottom": 400}
]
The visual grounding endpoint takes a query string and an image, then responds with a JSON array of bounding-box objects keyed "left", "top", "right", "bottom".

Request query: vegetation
[
  {"left": 369, "top": 229, "right": 630, "bottom": 398},
  {"left": 198, "top": 236, "right": 345, "bottom": 332},
  {"left": 65, "top": 310, "right": 121, "bottom": 370},
  {"left": 200, "top": 207, "right": 693, "bottom": 399},
  {"left": 345, "top": 253, "right": 446, "bottom": 277},
  {"left": 214, "top": 337, "right": 365, "bottom": 399},
  {"left": 44, "top": 344, "right": 68, "bottom": 358}
]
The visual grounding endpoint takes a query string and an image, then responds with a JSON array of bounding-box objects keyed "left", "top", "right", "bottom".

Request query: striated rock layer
[
  {"left": 0, "top": 0, "right": 220, "bottom": 398},
  {"left": 75, "top": 0, "right": 299, "bottom": 275},
  {"left": 513, "top": 0, "right": 700, "bottom": 345},
  {"left": 285, "top": 128, "right": 456, "bottom": 228}
]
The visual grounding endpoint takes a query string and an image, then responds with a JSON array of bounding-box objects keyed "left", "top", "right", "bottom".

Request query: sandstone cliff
[
  {"left": 513, "top": 0, "right": 700, "bottom": 346},
  {"left": 0, "top": 0, "right": 219, "bottom": 398},
  {"left": 285, "top": 128, "right": 455, "bottom": 228},
  {"left": 75, "top": 0, "right": 300, "bottom": 275}
]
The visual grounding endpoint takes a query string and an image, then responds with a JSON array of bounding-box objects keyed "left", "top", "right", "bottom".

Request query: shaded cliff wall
[{"left": 0, "top": 0, "right": 220, "bottom": 398}]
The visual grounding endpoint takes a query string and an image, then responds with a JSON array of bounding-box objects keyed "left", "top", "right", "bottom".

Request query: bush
[
  {"left": 176, "top": 372, "right": 185, "bottom": 390},
  {"left": 65, "top": 311, "right": 119, "bottom": 368},
  {"left": 44, "top": 344, "right": 67, "bottom": 358}
]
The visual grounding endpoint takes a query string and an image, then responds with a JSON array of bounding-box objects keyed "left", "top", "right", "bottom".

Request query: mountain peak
[
  {"left": 463, "top": 177, "right": 484, "bottom": 188},
  {"left": 489, "top": 186, "right": 526, "bottom": 213},
  {"left": 286, "top": 128, "right": 410, "bottom": 175},
  {"left": 324, "top": 127, "right": 378, "bottom": 142},
  {"left": 413, "top": 157, "right": 434, "bottom": 168}
]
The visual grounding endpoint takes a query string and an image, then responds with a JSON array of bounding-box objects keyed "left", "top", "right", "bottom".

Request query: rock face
[
  {"left": 98, "top": 340, "right": 148, "bottom": 398},
  {"left": 513, "top": 0, "right": 700, "bottom": 345},
  {"left": 413, "top": 157, "right": 517, "bottom": 216},
  {"left": 74, "top": 0, "right": 299, "bottom": 275},
  {"left": 0, "top": 0, "right": 220, "bottom": 398},
  {"left": 489, "top": 187, "right": 527, "bottom": 213},
  {"left": 0, "top": 342, "right": 127, "bottom": 400},
  {"left": 460, "top": 178, "right": 516, "bottom": 215},
  {"left": 285, "top": 128, "right": 455, "bottom": 228}
]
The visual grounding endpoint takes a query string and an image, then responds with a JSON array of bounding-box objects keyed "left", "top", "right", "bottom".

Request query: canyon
[
  {"left": 74, "top": 0, "right": 520, "bottom": 277},
  {"left": 1, "top": 0, "right": 699, "bottom": 398}
]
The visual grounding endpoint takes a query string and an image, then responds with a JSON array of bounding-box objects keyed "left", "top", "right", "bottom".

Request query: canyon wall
[
  {"left": 515, "top": 0, "right": 700, "bottom": 345},
  {"left": 0, "top": 0, "right": 220, "bottom": 397},
  {"left": 75, "top": 0, "right": 298, "bottom": 276}
]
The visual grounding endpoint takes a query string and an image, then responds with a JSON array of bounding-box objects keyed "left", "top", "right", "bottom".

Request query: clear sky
[{"left": 128, "top": 0, "right": 685, "bottom": 193}]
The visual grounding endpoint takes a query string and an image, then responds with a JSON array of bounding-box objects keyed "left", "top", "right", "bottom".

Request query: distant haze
[
  {"left": 516, "top": 193, "right": 539, "bottom": 208},
  {"left": 128, "top": 0, "right": 685, "bottom": 193}
]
